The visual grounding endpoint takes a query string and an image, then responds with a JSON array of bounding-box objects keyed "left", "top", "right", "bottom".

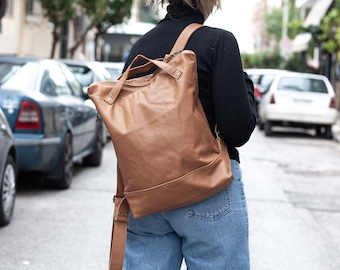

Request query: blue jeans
[{"left": 123, "top": 160, "right": 249, "bottom": 270}]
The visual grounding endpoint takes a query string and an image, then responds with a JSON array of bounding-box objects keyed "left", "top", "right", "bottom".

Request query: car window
[
  {"left": 40, "top": 72, "right": 57, "bottom": 96},
  {"left": 248, "top": 74, "right": 260, "bottom": 84},
  {"left": 88, "top": 62, "right": 112, "bottom": 81},
  {"left": 106, "top": 67, "right": 123, "bottom": 79},
  {"left": 60, "top": 65, "right": 84, "bottom": 98},
  {"left": 45, "top": 63, "right": 73, "bottom": 96},
  {"left": 277, "top": 77, "right": 328, "bottom": 93},
  {"left": 259, "top": 74, "right": 275, "bottom": 87},
  {"left": 68, "top": 65, "right": 94, "bottom": 87},
  {"left": 0, "top": 62, "right": 38, "bottom": 91},
  {"left": 0, "top": 63, "right": 22, "bottom": 83}
]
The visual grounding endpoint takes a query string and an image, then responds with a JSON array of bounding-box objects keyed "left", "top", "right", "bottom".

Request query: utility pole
[
  {"left": 282, "top": 0, "right": 289, "bottom": 39},
  {"left": 280, "top": 0, "right": 291, "bottom": 59}
]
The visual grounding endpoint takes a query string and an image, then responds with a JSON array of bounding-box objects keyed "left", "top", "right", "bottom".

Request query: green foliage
[
  {"left": 320, "top": 8, "right": 340, "bottom": 56},
  {"left": 37, "top": 0, "right": 133, "bottom": 58},
  {"left": 242, "top": 51, "right": 283, "bottom": 69},
  {"left": 265, "top": 9, "right": 282, "bottom": 42},
  {"left": 303, "top": 1, "right": 340, "bottom": 59},
  {"left": 242, "top": 51, "right": 318, "bottom": 74},
  {"left": 265, "top": 0, "right": 300, "bottom": 42},
  {"left": 282, "top": 53, "right": 318, "bottom": 73},
  {"left": 38, "top": 0, "right": 75, "bottom": 26},
  {"left": 79, "top": 0, "right": 133, "bottom": 32}
]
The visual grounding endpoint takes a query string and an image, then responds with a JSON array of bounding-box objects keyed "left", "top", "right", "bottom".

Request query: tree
[
  {"left": 321, "top": 0, "right": 340, "bottom": 86},
  {"left": 37, "top": 0, "right": 76, "bottom": 58},
  {"left": 69, "top": 0, "right": 133, "bottom": 60},
  {"left": 319, "top": 2, "right": 340, "bottom": 55},
  {"left": 37, "top": 0, "right": 133, "bottom": 59},
  {"left": 265, "top": 0, "right": 300, "bottom": 45}
]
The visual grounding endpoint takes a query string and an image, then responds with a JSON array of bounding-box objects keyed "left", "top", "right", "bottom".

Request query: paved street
[
  {"left": 241, "top": 126, "right": 340, "bottom": 270},
  {"left": 1, "top": 125, "right": 340, "bottom": 270}
]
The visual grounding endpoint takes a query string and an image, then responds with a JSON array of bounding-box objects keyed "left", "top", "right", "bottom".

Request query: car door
[
  {"left": 44, "top": 62, "right": 86, "bottom": 155},
  {"left": 59, "top": 64, "right": 98, "bottom": 152}
]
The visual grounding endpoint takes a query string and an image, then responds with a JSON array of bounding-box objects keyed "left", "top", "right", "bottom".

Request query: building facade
[{"left": 0, "top": 0, "right": 157, "bottom": 61}]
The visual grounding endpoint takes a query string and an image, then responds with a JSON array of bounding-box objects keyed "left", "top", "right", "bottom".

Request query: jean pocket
[{"left": 184, "top": 187, "right": 232, "bottom": 222}]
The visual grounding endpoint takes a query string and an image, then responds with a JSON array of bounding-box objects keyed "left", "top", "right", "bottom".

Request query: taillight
[
  {"left": 329, "top": 97, "right": 336, "bottom": 108},
  {"left": 270, "top": 94, "right": 276, "bottom": 104},
  {"left": 254, "top": 86, "right": 261, "bottom": 99},
  {"left": 15, "top": 100, "right": 41, "bottom": 130}
]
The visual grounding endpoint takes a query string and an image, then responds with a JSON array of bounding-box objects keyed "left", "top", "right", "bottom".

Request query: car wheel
[
  {"left": 0, "top": 155, "right": 16, "bottom": 226},
  {"left": 264, "top": 121, "right": 273, "bottom": 136},
  {"left": 324, "top": 125, "right": 333, "bottom": 140},
  {"left": 83, "top": 123, "right": 103, "bottom": 167},
  {"left": 258, "top": 119, "right": 264, "bottom": 130},
  {"left": 315, "top": 125, "right": 323, "bottom": 137},
  {"left": 46, "top": 132, "right": 73, "bottom": 189}
]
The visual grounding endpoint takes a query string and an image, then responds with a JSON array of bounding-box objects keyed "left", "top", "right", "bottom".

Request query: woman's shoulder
[
  {"left": 191, "top": 25, "right": 238, "bottom": 49},
  {"left": 200, "top": 25, "right": 236, "bottom": 40}
]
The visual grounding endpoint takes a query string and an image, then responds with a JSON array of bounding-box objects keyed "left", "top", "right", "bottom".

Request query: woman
[{"left": 122, "top": 0, "right": 256, "bottom": 269}]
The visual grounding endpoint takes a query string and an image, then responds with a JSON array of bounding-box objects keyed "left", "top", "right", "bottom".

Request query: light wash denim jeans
[{"left": 123, "top": 159, "right": 249, "bottom": 270}]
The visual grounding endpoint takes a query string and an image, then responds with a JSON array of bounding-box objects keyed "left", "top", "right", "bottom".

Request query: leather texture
[{"left": 88, "top": 23, "right": 234, "bottom": 270}]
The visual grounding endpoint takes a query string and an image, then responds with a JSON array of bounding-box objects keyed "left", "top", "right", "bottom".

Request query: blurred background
[{"left": 1, "top": 1, "right": 340, "bottom": 269}]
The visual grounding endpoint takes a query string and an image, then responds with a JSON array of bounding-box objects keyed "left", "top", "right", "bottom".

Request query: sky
[{"left": 204, "top": 1, "right": 258, "bottom": 53}]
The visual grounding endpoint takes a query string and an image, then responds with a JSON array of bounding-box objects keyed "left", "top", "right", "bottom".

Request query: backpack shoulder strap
[{"left": 169, "top": 23, "right": 203, "bottom": 55}]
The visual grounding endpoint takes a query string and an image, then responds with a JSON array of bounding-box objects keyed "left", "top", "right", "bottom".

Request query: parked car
[
  {"left": 60, "top": 60, "right": 112, "bottom": 87},
  {"left": 101, "top": 62, "right": 125, "bottom": 79},
  {"left": 0, "top": 57, "right": 103, "bottom": 189},
  {"left": 245, "top": 68, "right": 285, "bottom": 120},
  {"left": 60, "top": 59, "right": 112, "bottom": 144},
  {"left": 0, "top": 107, "right": 18, "bottom": 226},
  {"left": 257, "top": 71, "right": 337, "bottom": 139}
]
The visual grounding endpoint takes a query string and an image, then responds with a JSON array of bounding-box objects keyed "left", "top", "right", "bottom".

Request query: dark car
[
  {"left": 0, "top": 107, "right": 18, "bottom": 226},
  {"left": 0, "top": 57, "right": 103, "bottom": 189}
]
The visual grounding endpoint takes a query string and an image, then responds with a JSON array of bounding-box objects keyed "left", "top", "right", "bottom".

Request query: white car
[
  {"left": 258, "top": 71, "right": 337, "bottom": 139},
  {"left": 101, "top": 62, "right": 125, "bottom": 80}
]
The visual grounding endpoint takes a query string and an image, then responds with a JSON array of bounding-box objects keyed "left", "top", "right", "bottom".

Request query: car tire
[
  {"left": 83, "top": 123, "right": 103, "bottom": 167},
  {"left": 315, "top": 125, "right": 323, "bottom": 137},
  {"left": 0, "top": 155, "right": 16, "bottom": 226},
  {"left": 258, "top": 119, "right": 264, "bottom": 130},
  {"left": 264, "top": 121, "right": 273, "bottom": 136},
  {"left": 46, "top": 132, "right": 73, "bottom": 189},
  {"left": 324, "top": 125, "right": 333, "bottom": 140},
  {"left": 316, "top": 125, "right": 333, "bottom": 139}
]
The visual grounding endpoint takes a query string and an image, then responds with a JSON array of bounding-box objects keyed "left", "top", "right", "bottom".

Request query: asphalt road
[{"left": 1, "top": 126, "right": 340, "bottom": 270}]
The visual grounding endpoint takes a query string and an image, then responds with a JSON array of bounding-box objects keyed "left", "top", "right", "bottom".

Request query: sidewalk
[{"left": 333, "top": 112, "right": 340, "bottom": 143}]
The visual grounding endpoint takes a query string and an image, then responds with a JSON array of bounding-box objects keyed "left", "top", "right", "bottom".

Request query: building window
[
  {"left": 26, "top": 0, "right": 34, "bottom": 15},
  {"left": 5, "top": 0, "right": 13, "bottom": 16},
  {"left": 26, "top": 0, "right": 42, "bottom": 23},
  {"left": 26, "top": 0, "right": 41, "bottom": 15}
]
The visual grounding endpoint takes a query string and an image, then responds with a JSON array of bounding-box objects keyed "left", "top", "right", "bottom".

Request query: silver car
[{"left": 0, "top": 107, "right": 18, "bottom": 226}]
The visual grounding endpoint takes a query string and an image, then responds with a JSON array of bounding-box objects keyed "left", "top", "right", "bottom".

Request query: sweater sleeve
[{"left": 212, "top": 31, "right": 257, "bottom": 147}]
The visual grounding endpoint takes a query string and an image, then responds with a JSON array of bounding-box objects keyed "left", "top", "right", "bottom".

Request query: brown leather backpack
[{"left": 87, "top": 23, "right": 233, "bottom": 270}]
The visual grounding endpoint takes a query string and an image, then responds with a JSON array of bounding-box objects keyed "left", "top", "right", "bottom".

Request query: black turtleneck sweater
[{"left": 123, "top": 7, "right": 256, "bottom": 162}]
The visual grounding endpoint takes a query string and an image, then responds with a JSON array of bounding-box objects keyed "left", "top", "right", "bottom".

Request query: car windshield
[
  {"left": 67, "top": 65, "right": 93, "bottom": 87},
  {"left": 277, "top": 77, "right": 328, "bottom": 93},
  {"left": 0, "top": 62, "right": 38, "bottom": 91}
]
